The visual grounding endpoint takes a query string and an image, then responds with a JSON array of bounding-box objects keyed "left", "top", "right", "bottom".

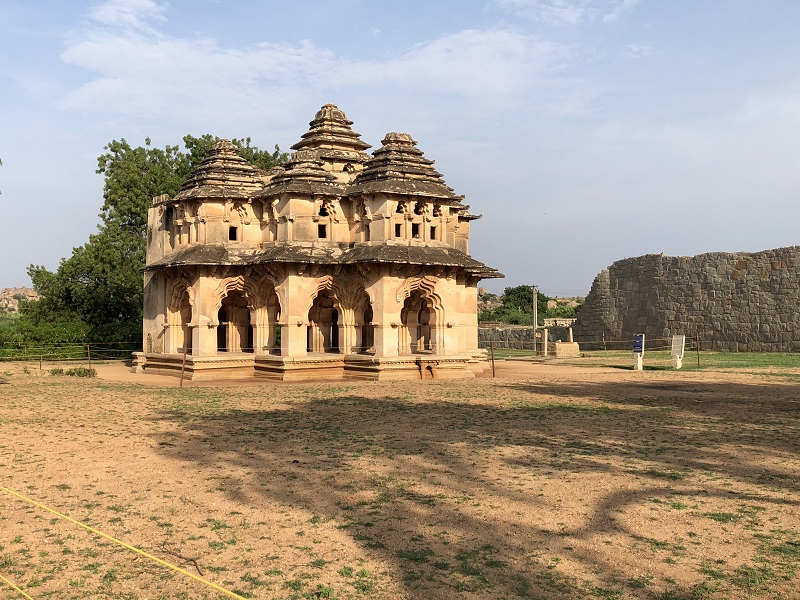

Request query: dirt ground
[{"left": 1, "top": 359, "right": 798, "bottom": 599}]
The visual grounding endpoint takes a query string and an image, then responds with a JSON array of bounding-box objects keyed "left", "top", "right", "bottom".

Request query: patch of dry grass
[{"left": 0, "top": 362, "right": 799, "bottom": 599}]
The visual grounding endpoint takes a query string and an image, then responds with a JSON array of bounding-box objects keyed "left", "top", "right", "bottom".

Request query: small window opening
[
  {"left": 412, "top": 223, "right": 420, "bottom": 238},
  {"left": 364, "top": 223, "right": 370, "bottom": 242},
  {"left": 318, "top": 224, "right": 327, "bottom": 239},
  {"left": 396, "top": 202, "right": 404, "bottom": 214},
  {"left": 414, "top": 202, "right": 423, "bottom": 215},
  {"left": 430, "top": 226, "right": 437, "bottom": 240},
  {"left": 228, "top": 226, "right": 238, "bottom": 241},
  {"left": 395, "top": 223, "right": 402, "bottom": 238},
  {"left": 164, "top": 206, "right": 174, "bottom": 228},
  {"left": 318, "top": 203, "right": 329, "bottom": 217}
]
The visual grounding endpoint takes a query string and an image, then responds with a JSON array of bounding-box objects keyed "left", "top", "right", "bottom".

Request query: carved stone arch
[
  {"left": 168, "top": 277, "right": 194, "bottom": 312},
  {"left": 302, "top": 275, "right": 346, "bottom": 317},
  {"left": 212, "top": 275, "right": 261, "bottom": 354},
  {"left": 396, "top": 275, "right": 441, "bottom": 305},
  {"left": 246, "top": 273, "right": 282, "bottom": 355},
  {"left": 166, "top": 277, "right": 193, "bottom": 354},
  {"left": 306, "top": 276, "right": 346, "bottom": 354},
  {"left": 398, "top": 276, "right": 446, "bottom": 355},
  {"left": 211, "top": 275, "right": 260, "bottom": 316},
  {"left": 252, "top": 272, "right": 281, "bottom": 311},
  {"left": 343, "top": 278, "right": 375, "bottom": 354}
]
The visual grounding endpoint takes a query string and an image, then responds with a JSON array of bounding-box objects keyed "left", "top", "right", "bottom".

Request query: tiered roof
[
  {"left": 290, "top": 103, "right": 371, "bottom": 168},
  {"left": 348, "top": 133, "right": 462, "bottom": 201},
  {"left": 258, "top": 150, "right": 344, "bottom": 198},
  {"left": 173, "top": 139, "right": 265, "bottom": 201}
]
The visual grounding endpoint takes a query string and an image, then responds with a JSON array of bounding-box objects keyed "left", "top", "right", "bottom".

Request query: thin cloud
[
  {"left": 623, "top": 43, "right": 654, "bottom": 58},
  {"left": 492, "top": 0, "right": 639, "bottom": 25},
  {"left": 87, "top": 0, "right": 166, "bottom": 31},
  {"left": 59, "top": 2, "right": 572, "bottom": 120}
]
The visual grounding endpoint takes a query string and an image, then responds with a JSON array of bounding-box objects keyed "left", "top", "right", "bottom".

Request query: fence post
[
  {"left": 86, "top": 344, "right": 92, "bottom": 375},
  {"left": 179, "top": 343, "right": 188, "bottom": 388},
  {"left": 696, "top": 333, "right": 700, "bottom": 367},
  {"left": 490, "top": 341, "right": 496, "bottom": 378}
]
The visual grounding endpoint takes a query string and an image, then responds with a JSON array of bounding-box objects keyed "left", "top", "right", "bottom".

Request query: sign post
[
  {"left": 633, "top": 334, "right": 645, "bottom": 371},
  {"left": 671, "top": 334, "right": 686, "bottom": 369}
]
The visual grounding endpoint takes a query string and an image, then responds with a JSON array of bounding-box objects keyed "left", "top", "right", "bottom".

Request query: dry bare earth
[{"left": 0, "top": 361, "right": 799, "bottom": 599}]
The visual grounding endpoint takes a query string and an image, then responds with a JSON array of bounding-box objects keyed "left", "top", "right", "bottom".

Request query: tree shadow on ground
[{"left": 149, "top": 376, "right": 800, "bottom": 599}]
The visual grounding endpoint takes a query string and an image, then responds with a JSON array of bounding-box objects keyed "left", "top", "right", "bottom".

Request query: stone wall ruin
[{"left": 572, "top": 246, "right": 800, "bottom": 352}]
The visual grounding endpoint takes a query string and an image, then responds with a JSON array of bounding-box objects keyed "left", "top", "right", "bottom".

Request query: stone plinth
[
  {"left": 142, "top": 353, "right": 255, "bottom": 380},
  {"left": 549, "top": 342, "right": 580, "bottom": 357},
  {"left": 254, "top": 354, "right": 345, "bottom": 381},
  {"left": 343, "top": 355, "right": 477, "bottom": 381}
]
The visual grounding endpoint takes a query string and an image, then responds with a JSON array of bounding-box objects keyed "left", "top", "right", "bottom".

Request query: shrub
[
  {"left": 65, "top": 367, "right": 96, "bottom": 378},
  {"left": 50, "top": 367, "right": 65, "bottom": 376}
]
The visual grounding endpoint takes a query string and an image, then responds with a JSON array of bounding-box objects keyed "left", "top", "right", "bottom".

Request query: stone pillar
[
  {"left": 251, "top": 307, "right": 268, "bottom": 354},
  {"left": 374, "top": 324, "right": 399, "bottom": 357},
  {"left": 339, "top": 310, "right": 357, "bottom": 354},
  {"left": 281, "top": 322, "right": 307, "bottom": 357},
  {"left": 192, "top": 315, "right": 217, "bottom": 356},
  {"left": 184, "top": 275, "right": 217, "bottom": 356}
]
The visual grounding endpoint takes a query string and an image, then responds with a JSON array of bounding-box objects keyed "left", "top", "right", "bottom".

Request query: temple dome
[
  {"left": 257, "top": 149, "right": 344, "bottom": 197},
  {"left": 291, "top": 103, "right": 371, "bottom": 170},
  {"left": 173, "top": 139, "right": 265, "bottom": 201},
  {"left": 347, "top": 132, "right": 461, "bottom": 200}
]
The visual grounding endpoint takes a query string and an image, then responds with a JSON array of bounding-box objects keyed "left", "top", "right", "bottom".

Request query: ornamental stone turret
[{"left": 290, "top": 103, "right": 371, "bottom": 183}]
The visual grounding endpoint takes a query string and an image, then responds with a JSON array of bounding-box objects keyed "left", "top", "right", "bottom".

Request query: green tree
[
  {"left": 478, "top": 285, "right": 553, "bottom": 325},
  {"left": 25, "top": 135, "right": 287, "bottom": 344}
]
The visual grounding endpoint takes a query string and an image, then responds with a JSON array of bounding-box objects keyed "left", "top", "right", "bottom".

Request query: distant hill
[{"left": 0, "top": 287, "right": 39, "bottom": 315}]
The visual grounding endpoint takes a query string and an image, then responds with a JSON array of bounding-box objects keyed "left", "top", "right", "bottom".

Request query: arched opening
[
  {"left": 307, "top": 289, "right": 340, "bottom": 354},
  {"left": 179, "top": 292, "right": 192, "bottom": 354},
  {"left": 166, "top": 286, "right": 192, "bottom": 354},
  {"left": 217, "top": 290, "right": 252, "bottom": 353},
  {"left": 400, "top": 289, "right": 437, "bottom": 354},
  {"left": 361, "top": 303, "right": 374, "bottom": 353}
]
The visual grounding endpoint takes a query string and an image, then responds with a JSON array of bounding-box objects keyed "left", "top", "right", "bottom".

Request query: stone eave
[
  {"left": 172, "top": 185, "right": 260, "bottom": 202},
  {"left": 346, "top": 179, "right": 460, "bottom": 199},
  {"left": 256, "top": 181, "right": 346, "bottom": 198},
  {"left": 145, "top": 242, "right": 503, "bottom": 279}
]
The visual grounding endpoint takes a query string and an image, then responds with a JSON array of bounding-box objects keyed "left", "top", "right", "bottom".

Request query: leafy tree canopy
[
  {"left": 23, "top": 135, "right": 287, "bottom": 344},
  {"left": 478, "top": 285, "right": 582, "bottom": 325}
]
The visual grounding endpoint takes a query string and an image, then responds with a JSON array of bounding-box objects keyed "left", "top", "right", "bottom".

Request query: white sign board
[
  {"left": 671, "top": 334, "right": 686, "bottom": 369},
  {"left": 633, "top": 333, "right": 644, "bottom": 370},
  {"left": 671, "top": 335, "right": 686, "bottom": 358}
]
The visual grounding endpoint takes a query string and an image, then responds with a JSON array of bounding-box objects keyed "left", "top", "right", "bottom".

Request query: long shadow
[{"left": 150, "top": 377, "right": 800, "bottom": 598}]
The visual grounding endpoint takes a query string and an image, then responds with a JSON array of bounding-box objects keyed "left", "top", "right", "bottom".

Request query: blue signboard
[{"left": 633, "top": 334, "right": 645, "bottom": 354}]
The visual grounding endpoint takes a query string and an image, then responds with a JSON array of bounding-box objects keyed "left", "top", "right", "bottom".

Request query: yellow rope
[
  {"left": 0, "top": 484, "right": 246, "bottom": 599},
  {"left": 0, "top": 573, "right": 36, "bottom": 600}
]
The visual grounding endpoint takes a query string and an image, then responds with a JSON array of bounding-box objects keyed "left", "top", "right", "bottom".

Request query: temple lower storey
[
  {"left": 137, "top": 104, "right": 502, "bottom": 382},
  {"left": 135, "top": 351, "right": 487, "bottom": 381}
]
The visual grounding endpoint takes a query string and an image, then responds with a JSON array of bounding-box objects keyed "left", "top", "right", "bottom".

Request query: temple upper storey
[{"left": 146, "top": 104, "right": 489, "bottom": 267}]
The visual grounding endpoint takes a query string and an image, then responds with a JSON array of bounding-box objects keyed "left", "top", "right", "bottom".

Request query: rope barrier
[
  {"left": 0, "top": 573, "right": 35, "bottom": 600},
  {"left": 0, "top": 484, "right": 246, "bottom": 600}
]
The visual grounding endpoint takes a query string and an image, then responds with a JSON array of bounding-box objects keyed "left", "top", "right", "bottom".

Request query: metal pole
[
  {"left": 87, "top": 344, "right": 92, "bottom": 375},
  {"left": 490, "top": 341, "right": 496, "bottom": 378},
  {"left": 532, "top": 286, "right": 538, "bottom": 353},
  {"left": 179, "top": 342, "right": 188, "bottom": 388}
]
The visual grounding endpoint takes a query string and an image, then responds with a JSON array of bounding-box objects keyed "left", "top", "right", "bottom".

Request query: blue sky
[{"left": 1, "top": 0, "right": 799, "bottom": 297}]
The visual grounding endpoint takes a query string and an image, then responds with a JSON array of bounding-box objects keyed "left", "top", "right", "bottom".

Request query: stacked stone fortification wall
[
  {"left": 572, "top": 246, "right": 800, "bottom": 352},
  {"left": 478, "top": 326, "right": 572, "bottom": 349}
]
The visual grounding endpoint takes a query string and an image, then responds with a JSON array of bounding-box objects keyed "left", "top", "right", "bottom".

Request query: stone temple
[{"left": 138, "top": 104, "right": 502, "bottom": 380}]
